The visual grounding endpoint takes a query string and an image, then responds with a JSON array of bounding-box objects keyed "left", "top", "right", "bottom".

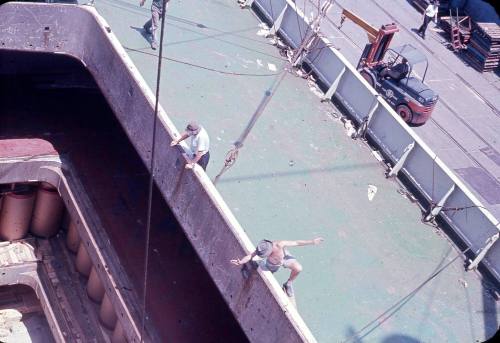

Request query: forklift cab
[
  {"left": 361, "top": 44, "right": 439, "bottom": 126},
  {"left": 379, "top": 45, "right": 429, "bottom": 86}
]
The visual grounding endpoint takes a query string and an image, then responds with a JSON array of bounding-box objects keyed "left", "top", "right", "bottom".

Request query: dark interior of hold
[
  {"left": 0, "top": 50, "right": 248, "bottom": 343},
  {"left": 0, "top": 284, "right": 55, "bottom": 342}
]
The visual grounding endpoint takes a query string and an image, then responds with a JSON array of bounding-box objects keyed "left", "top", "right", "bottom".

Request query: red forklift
[{"left": 340, "top": 9, "right": 439, "bottom": 126}]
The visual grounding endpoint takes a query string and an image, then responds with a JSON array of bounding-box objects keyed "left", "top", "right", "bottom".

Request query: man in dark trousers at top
[
  {"left": 416, "top": 0, "right": 438, "bottom": 39},
  {"left": 140, "top": 0, "right": 170, "bottom": 50}
]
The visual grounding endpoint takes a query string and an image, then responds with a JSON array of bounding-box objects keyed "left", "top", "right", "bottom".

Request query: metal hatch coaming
[{"left": 0, "top": 3, "right": 315, "bottom": 342}]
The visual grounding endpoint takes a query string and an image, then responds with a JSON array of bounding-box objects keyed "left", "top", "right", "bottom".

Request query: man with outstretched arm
[{"left": 231, "top": 238, "right": 324, "bottom": 297}]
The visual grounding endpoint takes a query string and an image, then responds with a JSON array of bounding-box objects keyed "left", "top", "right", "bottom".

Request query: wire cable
[
  {"left": 342, "top": 246, "right": 471, "bottom": 342},
  {"left": 213, "top": 1, "right": 335, "bottom": 184},
  {"left": 140, "top": 0, "right": 169, "bottom": 341},
  {"left": 122, "top": 45, "right": 283, "bottom": 76},
  {"left": 213, "top": 66, "right": 288, "bottom": 184},
  {"left": 292, "top": 0, "right": 305, "bottom": 43}
]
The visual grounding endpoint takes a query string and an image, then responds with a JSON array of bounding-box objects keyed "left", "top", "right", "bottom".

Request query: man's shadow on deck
[
  {"left": 345, "top": 327, "right": 422, "bottom": 343},
  {"left": 216, "top": 162, "right": 379, "bottom": 184},
  {"left": 130, "top": 26, "right": 152, "bottom": 45}
]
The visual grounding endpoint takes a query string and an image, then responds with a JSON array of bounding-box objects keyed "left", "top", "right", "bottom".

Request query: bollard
[
  {"left": 99, "top": 293, "right": 117, "bottom": 329},
  {"left": 66, "top": 221, "right": 80, "bottom": 254},
  {"left": 31, "top": 184, "right": 64, "bottom": 238},
  {"left": 87, "top": 266, "right": 105, "bottom": 303},
  {"left": 75, "top": 242, "right": 92, "bottom": 276},
  {"left": 0, "top": 191, "right": 35, "bottom": 241},
  {"left": 111, "top": 320, "right": 127, "bottom": 343}
]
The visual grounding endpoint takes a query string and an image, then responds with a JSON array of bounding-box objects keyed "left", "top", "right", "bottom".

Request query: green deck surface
[{"left": 95, "top": 0, "right": 499, "bottom": 341}]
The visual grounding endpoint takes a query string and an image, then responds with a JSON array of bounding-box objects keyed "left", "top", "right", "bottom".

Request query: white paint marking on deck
[
  {"left": 239, "top": 57, "right": 255, "bottom": 64},
  {"left": 267, "top": 63, "right": 277, "bottom": 72},
  {"left": 213, "top": 51, "right": 227, "bottom": 58},
  {"left": 309, "top": 143, "right": 319, "bottom": 151},
  {"left": 367, "top": 185, "right": 377, "bottom": 201}
]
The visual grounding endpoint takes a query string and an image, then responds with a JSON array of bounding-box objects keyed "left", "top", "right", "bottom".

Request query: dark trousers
[
  {"left": 143, "top": 5, "right": 162, "bottom": 43},
  {"left": 198, "top": 151, "right": 210, "bottom": 171},
  {"left": 418, "top": 15, "right": 432, "bottom": 38}
]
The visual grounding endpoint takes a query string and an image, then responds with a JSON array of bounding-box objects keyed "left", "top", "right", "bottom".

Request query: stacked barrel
[
  {"left": 0, "top": 187, "right": 36, "bottom": 240},
  {"left": 0, "top": 182, "right": 65, "bottom": 240},
  {"left": 72, "top": 240, "right": 126, "bottom": 342},
  {"left": 31, "top": 182, "right": 65, "bottom": 237},
  {"left": 0, "top": 182, "right": 127, "bottom": 342},
  {"left": 63, "top": 198, "right": 127, "bottom": 342}
]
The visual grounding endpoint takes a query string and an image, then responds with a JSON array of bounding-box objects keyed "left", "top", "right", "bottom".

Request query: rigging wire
[
  {"left": 292, "top": 0, "right": 305, "bottom": 43},
  {"left": 7, "top": 4, "right": 493, "bottom": 343},
  {"left": 269, "top": 0, "right": 275, "bottom": 26},
  {"left": 213, "top": 0, "right": 334, "bottom": 184},
  {"left": 122, "top": 45, "right": 283, "bottom": 76},
  {"left": 140, "top": 0, "right": 169, "bottom": 341},
  {"left": 342, "top": 246, "right": 471, "bottom": 343},
  {"left": 92, "top": 4, "right": 495, "bottom": 341},
  {"left": 421, "top": 156, "right": 493, "bottom": 222},
  {"left": 213, "top": 66, "right": 288, "bottom": 184}
]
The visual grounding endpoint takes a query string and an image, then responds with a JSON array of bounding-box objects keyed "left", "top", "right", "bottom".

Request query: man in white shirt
[
  {"left": 170, "top": 121, "right": 210, "bottom": 170},
  {"left": 417, "top": 1, "right": 439, "bottom": 39}
]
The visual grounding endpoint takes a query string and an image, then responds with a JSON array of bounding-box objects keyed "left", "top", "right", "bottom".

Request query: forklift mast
[
  {"left": 338, "top": 8, "right": 398, "bottom": 70},
  {"left": 358, "top": 24, "right": 399, "bottom": 69}
]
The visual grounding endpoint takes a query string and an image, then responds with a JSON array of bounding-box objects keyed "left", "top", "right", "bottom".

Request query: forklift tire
[
  {"left": 359, "top": 70, "right": 375, "bottom": 88},
  {"left": 396, "top": 104, "right": 413, "bottom": 124}
]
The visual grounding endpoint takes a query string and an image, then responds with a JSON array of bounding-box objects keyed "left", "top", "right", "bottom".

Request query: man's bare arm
[
  {"left": 170, "top": 132, "right": 189, "bottom": 147},
  {"left": 185, "top": 150, "right": 204, "bottom": 169},
  {"left": 277, "top": 237, "right": 324, "bottom": 248},
  {"left": 230, "top": 251, "right": 257, "bottom": 265},
  {"left": 191, "top": 151, "right": 204, "bottom": 164}
]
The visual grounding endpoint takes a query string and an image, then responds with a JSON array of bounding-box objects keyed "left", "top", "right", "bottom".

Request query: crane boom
[{"left": 339, "top": 8, "right": 379, "bottom": 43}]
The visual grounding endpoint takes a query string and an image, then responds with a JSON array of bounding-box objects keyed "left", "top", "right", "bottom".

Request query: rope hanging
[
  {"left": 213, "top": 1, "right": 335, "bottom": 184},
  {"left": 213, "top": 68, "right": 287, "bottom": 184}
]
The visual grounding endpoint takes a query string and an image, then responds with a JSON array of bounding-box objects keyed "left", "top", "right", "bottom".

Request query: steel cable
[
  {"left": 213, "top": 67, "right": 288, "bottom": 184},
  {"left": 140, "top": 0, "right": 169, "bottom": 341},
  {"left": 342, "top": 246, "right": 471, "bottom": 342}
]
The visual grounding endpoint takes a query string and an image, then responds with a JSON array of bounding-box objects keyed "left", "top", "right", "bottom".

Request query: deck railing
[{"left": 251, "top": 0, "right": 500, "bottom": 284}]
